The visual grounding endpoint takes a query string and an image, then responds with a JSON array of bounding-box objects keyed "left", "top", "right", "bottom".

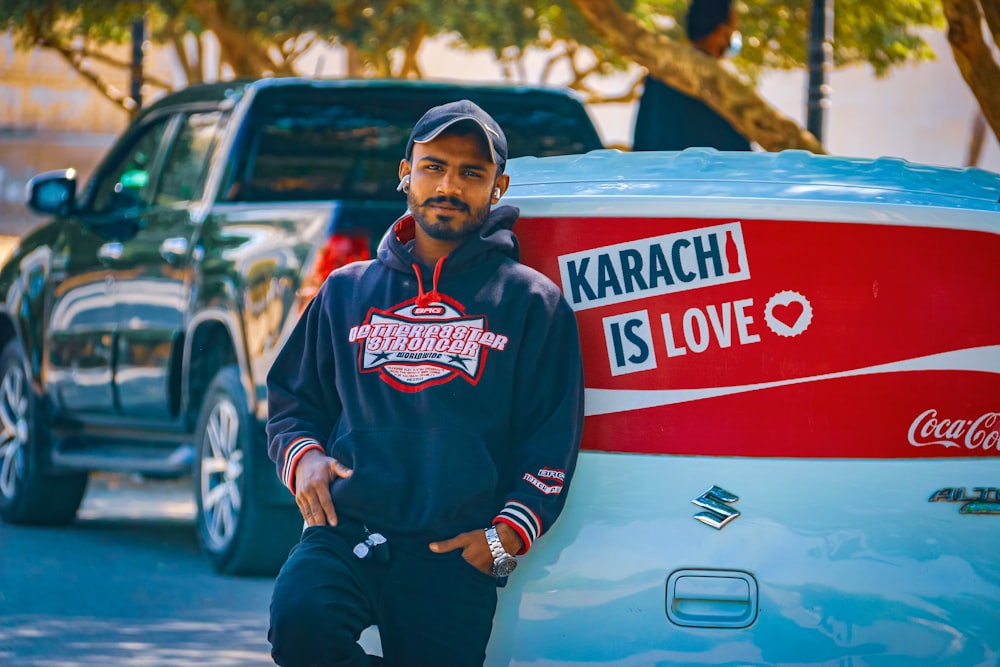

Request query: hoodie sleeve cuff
[
  {"left": 281, "top": 438, "right": 324, "bottom": 494},
  {"left": 495, "top": 501, "right": 541, "bottom": 555}
]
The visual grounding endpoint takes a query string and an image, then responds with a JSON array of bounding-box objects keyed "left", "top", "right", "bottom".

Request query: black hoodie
[{"left": 266, "top": 205, "right": 585, "bottom": 553}]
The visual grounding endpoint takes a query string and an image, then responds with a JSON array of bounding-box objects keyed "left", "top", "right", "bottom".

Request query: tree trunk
[
  {"left": 570, "top": 0, "right": 825, "bottom": 153},
  {"left": 396, "top": 22, "right": 427, "bottom": 79},
  {"left": 942, "top": 0, "right": 1000, "bottom": 150},
  {"left": 163, "top": 17, "right": 203, "bottom": 85},
  {"left": 966, "top": 112, "right": 986, "bottom": 167},
  {"left": 345, "top": 43, "right": 364, "bottom": 78},
  {"left": 188, "top": 0, "right": 280, "bottom": 77}
]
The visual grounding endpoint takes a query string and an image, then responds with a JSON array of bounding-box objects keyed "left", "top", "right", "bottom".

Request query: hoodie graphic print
[
  {"left": 350, "top": 272, "right": 509, "bottom": 392},
  {"left": 265, "top": 205, "right": 585, "bottom": 554}
]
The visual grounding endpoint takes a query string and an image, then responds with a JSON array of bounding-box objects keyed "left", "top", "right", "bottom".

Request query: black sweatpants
[{"left": 269, "top": 522, "right": 499, "bottom": 667}]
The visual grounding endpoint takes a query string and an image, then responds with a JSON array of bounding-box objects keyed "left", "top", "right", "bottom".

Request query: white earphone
[
  {"left": 494, "top": 188, "right": 501, "bottom": 199},
  {"left": 397, "top": 175, "right": 410, "bottom": 193}
]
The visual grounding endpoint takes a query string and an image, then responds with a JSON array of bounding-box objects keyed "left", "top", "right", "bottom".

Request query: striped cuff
[
  {"left": 495, "top": 501, "right": 541, "bottom": 555},
  {"left": 281, "top": 438, "right": 324, "bottom": 494}
]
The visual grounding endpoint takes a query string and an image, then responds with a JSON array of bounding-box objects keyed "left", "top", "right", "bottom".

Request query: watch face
[{"left": 493, "top": 556, "right": 518, "bottom": 577}]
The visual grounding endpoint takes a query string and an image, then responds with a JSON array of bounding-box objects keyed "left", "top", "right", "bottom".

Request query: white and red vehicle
[{"left": 482, "top": 149, "right": 1000, "bottom": 666}]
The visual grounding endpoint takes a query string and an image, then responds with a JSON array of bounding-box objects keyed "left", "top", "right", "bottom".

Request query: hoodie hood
[
  {"left": 376, "top": 204, "right": 521, "bottom": 308},
  {"left": 377, "top": 204, "right": 520, "bottom": 274}
]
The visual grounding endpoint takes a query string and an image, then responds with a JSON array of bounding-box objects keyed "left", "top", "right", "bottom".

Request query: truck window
[
  {"left": 89, "top": 118, "right": 171, "bottom": 214},
  {"left": 225, "top": 98, "right": 407, "bottom": 203},
  {"left": 223, "top": 86, "right": 601, "bottom": 204},
  {"left": 154, "top": 111, "right": 228, "bottom": 206}
]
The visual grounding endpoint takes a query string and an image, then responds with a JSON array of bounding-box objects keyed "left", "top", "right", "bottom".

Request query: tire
[
  {"left": 193, "top": 365, "right": 302, "bottom": 576},
  {"left": 0, "top": 340, "right": 88, "bottom": 525}
]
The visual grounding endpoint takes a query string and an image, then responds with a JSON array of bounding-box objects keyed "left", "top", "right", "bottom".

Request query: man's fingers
[
  {"left": 329, "top": 458, "right": 353, "bottom": 479},
  {"left": 296, "top": 493, "right": 320, "bottom": 526},
  {"left": 429, "top": 530, "right": 494, "bottom": 574},
  {"left": 293, "top": 455, "right": 351, "bottom": 526},
  {"left": 296, "top": 480, "right": 338, "bottom": 526},
  {"left": 297, "top": 484, "right": 339, "bottom": 526},
  {"left": 428, "top": 536, "right": 459, "bottom": 553},
  {"left": 429, "top": 530, "right": 477, "bottom": 554},
  {"left": 316, "top": 488, "right": 339, "bottom": 526},
  {"left": 434, "top": 539, "right": 455, "bottom": 552}
]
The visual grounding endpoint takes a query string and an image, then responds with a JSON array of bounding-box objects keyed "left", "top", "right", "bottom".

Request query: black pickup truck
[{"left": 0, "top": 77, "right": 602, "bottom": 575}]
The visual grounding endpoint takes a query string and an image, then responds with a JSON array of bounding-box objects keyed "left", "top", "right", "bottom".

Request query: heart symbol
[{"left": 772, "top": 301, "right": 804, "bottom": 328}]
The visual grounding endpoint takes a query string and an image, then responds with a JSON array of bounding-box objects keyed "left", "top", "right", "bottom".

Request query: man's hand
[
  {"left": 293, "top": 449, "right": 353, "bottom": 526},
  {"left": 428, "top": 523, "right": 524, "bottom": 575}
]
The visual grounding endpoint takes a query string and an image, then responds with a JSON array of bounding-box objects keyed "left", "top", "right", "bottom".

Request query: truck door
[
  {"left": 111, "top": 110, "right": 226, "bottom": 420},
  {"left": 45, "top": 117, "right": 171, "bottom": 416}
]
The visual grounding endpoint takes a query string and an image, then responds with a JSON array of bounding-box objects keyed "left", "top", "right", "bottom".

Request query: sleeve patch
[{"left": 523, "top": 467, "right": 565, "bottom": 495}]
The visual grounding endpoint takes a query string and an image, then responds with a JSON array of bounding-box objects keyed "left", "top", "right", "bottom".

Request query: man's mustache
[{"left": 419, "top": 196, "right": 469, "bottom": 212}]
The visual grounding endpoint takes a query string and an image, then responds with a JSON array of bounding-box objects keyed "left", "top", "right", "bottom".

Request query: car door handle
[
  {"left": 159, "top": 237, "right": 189, "bottom": 263},
  {"left": 665, "top": 569, "right": 758, "bottom": 628},
  {"left": 98, "top": 242, "right": 124, "bottom": 263}
]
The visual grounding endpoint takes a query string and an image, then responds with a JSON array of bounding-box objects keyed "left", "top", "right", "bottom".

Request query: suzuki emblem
[{"left": 692, "top": 485, "right": 741, "bottom": 529}]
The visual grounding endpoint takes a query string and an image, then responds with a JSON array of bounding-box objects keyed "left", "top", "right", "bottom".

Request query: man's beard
[{"left": 408, "top": 193, "right": 491, "bottom": 242}]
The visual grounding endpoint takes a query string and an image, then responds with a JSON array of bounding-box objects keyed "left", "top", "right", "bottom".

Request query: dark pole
[
  {"left": 806, "top": 0, "right": 833, "bottom": 143},
  {"left": 130, "top": 16, "right": 145, "bottom": 113}
]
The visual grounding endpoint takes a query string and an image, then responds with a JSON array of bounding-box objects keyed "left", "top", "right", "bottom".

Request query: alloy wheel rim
[
  {"left": 200, "top": 399, "right": 244, "bottom": 549},
  {"left": 0, "top": 364, "right": 27, "bottom": 500}
]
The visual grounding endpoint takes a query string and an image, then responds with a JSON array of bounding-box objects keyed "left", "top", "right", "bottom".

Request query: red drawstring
[{"left": 413, "top": 256, "right": 446, "bottom": 307}]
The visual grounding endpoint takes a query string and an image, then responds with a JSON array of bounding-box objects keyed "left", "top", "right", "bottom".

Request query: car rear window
[{"left": 222, "top": 86, "right": 602, "bottom": 203}]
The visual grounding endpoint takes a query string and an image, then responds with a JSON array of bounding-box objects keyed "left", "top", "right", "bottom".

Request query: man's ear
[
  {"left": 494, "top": 174, "right": 511, "bottom": 200},
  {"left": 398, "top": 161, "right": 412, "bottom": 193}
]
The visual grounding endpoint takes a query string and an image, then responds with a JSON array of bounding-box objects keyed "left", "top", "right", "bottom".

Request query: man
[
  {"left": 265, "top": 99, "right": 585, "bottom": 666},
  {"left": 632, "top": 0, "right": 751, "bottom": 151}
]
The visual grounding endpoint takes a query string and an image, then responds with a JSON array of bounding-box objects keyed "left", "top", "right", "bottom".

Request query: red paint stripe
[{"left": 582, "top": 371, "right": 1000, "bottom": 458}]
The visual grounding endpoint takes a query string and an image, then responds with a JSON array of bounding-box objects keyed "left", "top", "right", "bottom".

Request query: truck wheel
[
  {"left": 0, "top": 340, "right": 88, "bottom": 525},
  {"left": 193, "top": 365, "right": 301, "bottom": 576}
]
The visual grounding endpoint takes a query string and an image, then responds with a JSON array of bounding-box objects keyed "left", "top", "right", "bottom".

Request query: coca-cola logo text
[{"left": 908, "top": 409, "right": 1000, "bottom": 451}]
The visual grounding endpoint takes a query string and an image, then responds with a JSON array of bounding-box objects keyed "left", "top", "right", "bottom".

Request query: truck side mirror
[{"left": 26, "top": 169, "right": 78, "bottom": 216}]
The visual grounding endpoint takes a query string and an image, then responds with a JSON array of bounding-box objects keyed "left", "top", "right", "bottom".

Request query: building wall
[
  {"left": 0, "top": 35, "right": 129, "bottom": 233},
  {"left": 0, "top": 36, "right": 130, "bottom": 134}
]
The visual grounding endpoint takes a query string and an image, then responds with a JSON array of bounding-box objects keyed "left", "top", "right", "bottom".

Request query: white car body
[{"left": 479, "top": 149, "right": 1000, "bottom": 666}]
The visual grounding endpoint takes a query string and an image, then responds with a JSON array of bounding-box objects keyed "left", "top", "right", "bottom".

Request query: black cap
[{"left": 405, "top": 99, "right": 508, "bottom": 168}]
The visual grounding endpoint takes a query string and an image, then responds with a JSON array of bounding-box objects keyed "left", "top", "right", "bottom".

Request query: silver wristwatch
[{"left": 485, "top": 525, "right": 518, "bottom": 578}]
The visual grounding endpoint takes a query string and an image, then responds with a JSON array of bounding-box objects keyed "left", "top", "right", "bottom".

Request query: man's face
[
  {"left": 716, "top": 11, "right": 738, "bottom": 58},
  {"left": 400, "top": 130, "right": 508, "bottom": 245},
  {"left": 697, "top": 9, "right": 738, "bottom": 59}
]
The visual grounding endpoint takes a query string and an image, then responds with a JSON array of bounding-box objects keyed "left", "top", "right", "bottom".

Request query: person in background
[
  {"left": 632, "top": 0, "right": 752, "bottom": 152},
  {"left": 265, "top": 99, "right": 585, "bottom": 667}
]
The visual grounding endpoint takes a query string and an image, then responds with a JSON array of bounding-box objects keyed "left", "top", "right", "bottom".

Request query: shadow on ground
[{"left": 0, "top": 473, "right": 278, "bottom": 666}]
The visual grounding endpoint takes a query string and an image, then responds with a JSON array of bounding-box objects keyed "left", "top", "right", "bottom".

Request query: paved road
[{"left": 0, "top": 474, "right": 277, "bottom": 666}]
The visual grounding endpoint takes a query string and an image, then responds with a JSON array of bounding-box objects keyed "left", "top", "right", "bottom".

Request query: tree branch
[
  {"left": 23, "top": 10, "right": 133, "bottom": 115},
  {"left": 51, "top": 40, "right": 135, "bottom": 112},
  {"left": 538, "top": 45, "right": 570, "bottom": 85}
]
